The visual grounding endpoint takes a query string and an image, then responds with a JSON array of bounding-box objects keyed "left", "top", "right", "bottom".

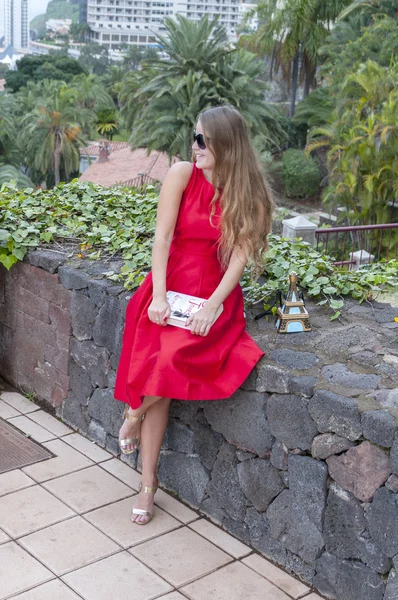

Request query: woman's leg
[
  {"left": 131, "top": 396, "right": 171, "bottom": 524},
  {"left": 119, "top": 395, "right": 163, "bottom": 453}
]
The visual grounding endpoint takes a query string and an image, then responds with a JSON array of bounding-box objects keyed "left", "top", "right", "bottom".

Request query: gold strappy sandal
[
  {"left": 131, "top": 480, "right": 158, "bottom": 525},
  {"left": 119, "top": 406, "right": 145, "bottom": 455}
]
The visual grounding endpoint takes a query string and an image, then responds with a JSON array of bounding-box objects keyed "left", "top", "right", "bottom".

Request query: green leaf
[
  {"left": 330, "top": 311, "right": 341, "bottom": 321},
  {"left": 0, "top": 254, "right": 18, "bottom": 269}
]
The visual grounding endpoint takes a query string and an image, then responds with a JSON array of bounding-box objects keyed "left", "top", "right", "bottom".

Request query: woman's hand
[
  {"left": 186, "top": 304, "right": 219, "bottom": 336},
  {"left": 148, "top": 296, "right": 171, "bottom": 326}
]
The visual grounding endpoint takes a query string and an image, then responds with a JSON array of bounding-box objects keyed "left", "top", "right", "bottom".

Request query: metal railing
[
  {"left": 116, "top": 174, "right": 160, "bottom": 189},
  {"left": 315, "top": 223, "right": 398, "bottom": 268}
]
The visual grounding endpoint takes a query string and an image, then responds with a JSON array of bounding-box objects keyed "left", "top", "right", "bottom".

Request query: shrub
[{"left": 281, "top": 149, "right": 321, "bottom": 199}]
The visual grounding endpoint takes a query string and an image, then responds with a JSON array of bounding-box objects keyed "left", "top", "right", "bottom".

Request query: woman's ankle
[{"left": 141, "top": 474, "right": 158, "bottom": 488}]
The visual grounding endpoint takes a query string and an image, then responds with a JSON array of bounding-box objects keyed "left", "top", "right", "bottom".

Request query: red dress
[{"left": 114, "top": 164, "right": 264, "bottom": 409}]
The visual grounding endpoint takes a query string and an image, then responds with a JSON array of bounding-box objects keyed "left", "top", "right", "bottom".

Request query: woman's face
[{"left": 193, "top": 120, "right": 215, "bottom": 172}]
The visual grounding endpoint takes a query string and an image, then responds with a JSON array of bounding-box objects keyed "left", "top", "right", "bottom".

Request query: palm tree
[
  {"left": 338, "top": 0, "right": 398, "bottom": 22},
  {"left": 120, "top": 15, "right": 286, "bottom": 160},
  {"left": 0, "top": 93, "right": 33, "bottom": 188},
  {"left": 19, "top": 82, "right": 90, "bottom": 186},
  {"left": 241, "top": 0, "right": 351, "bottom": 116},
  {"left": 72, "top": 73, "right": 114, "bottom": 111},
  {"left": 95, "top": 107, "right": 120, "bottom": 140}
]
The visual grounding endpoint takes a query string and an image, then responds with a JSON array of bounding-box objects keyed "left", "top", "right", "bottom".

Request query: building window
[
  {"left": 130, "top": 34, "right": 137, "bottom": 41},
  {"left": 112, "top": 34, "right": 120, "bottom": 40},
  {"left": 139, "top": 35, "right": 146, "bottom": 42},
  {"left": 102, "top": 33, "right": 110, "bottom": 40}
]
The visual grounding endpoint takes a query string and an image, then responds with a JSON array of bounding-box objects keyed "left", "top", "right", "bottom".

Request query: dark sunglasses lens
[{"left": 193, "top": 132, "right": 206, "bottom": 150}]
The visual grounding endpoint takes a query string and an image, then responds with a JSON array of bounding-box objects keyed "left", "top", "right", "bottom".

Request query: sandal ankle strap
[{"left": 138, "top": 481, "right": 158, "bottom": 494}]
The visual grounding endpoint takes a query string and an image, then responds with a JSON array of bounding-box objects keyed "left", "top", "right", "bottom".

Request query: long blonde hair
[{"left": 196, "top": 106, "right": 274, "bottom": 273}]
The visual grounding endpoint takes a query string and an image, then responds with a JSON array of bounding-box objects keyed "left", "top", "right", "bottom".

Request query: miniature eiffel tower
[{"left": 276, "top": 271, "right": 311, "bottom": 333}]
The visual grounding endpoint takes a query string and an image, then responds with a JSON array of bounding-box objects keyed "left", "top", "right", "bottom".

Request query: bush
[{"left": 281, "top": 149, "right": 321, "bottom": 199}]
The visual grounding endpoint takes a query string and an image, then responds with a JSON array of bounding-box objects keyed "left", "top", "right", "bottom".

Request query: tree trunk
[
  {"left": 289, "top": 47, "right": 300, "bottom": 118},
  {"left": 54, "top": 133, "right": 61, "bottom": 186}
]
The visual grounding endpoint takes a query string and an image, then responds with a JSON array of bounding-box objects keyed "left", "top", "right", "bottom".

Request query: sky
[{"left": 0, "top": 0, "right": 50, "bottom": 38}]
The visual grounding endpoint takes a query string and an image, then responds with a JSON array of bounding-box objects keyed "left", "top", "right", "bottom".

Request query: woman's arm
[
  {"left": 186, "top": 246, "right": 248, "bottom": 336},
  {"left": 148, "top": 161, "right": 193, "bottom": 326}
]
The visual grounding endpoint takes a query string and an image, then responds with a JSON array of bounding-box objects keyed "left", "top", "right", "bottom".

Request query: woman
[{"left": 114, "top": 105, "right": 274, "bottom": 524}]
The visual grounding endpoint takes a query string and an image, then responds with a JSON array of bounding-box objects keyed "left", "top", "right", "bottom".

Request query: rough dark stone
[
  {"left": 170, "top": 400, "right": 205, "bottom": 425},
  {"left": 204, "top": 391, "right": 273, "bottom": 456},
  {"left": 315, "top": 325, "right": 378, "bottom": 356},
  {"left": 245, "top": 507, "right": 287, "bottom": 566},
  {"left": 350, "top": 350, "right": 376, "bottom": 366},
  {"left": 386, "top": 475, "right": 398, "bottom": 493},
  {"left": 385, "top": 569, "right": 398, "bottom": 600},
  {"left": 367, "top": 487, "right": 398, "bottom": 558},
  {"left": 59, "top": 266, "right": 89, "bottom": 290},
  {"left": 88, "top": 279, "right": 108, "bottom": 307},
  {"left": 222, "top": 517, "right": 251, "bottom": 545},
  {"left": 88, "top": 420, "right": 107, "bottom": 446},
  {"left": 361, "top": 410, "right": 397, "bottom": 447},
  {"left": 289, "top": 455, "right": 328, "bottom": 531},
  {"left": 240, "top": 367, "right": 257, "bottom": 391},
  {"left": 107, "top": 285, "right": 124, "bottom": 296},
  {"left": 60, "top": 392, "right": 89, "bottom": 433},
  {"left": 88, "top": 388, "right": 124, "bottom": 438},
  {"left": 206, "top": 443, "right": 247, "bottom": 521},
  {"left": 308, "top": 390, "right": 362, "bottom": 441},
  {"left": 314, "top": 552, "right": 385, "bottom": 600},
  {"left": 285, "top": 552, "right": 315, "bottom": 586},
  {"left": 68, "top": 359, "right": 93, "bottom": 406},
  {"left": 327, "top": 442, "right": 390, "bottom": 502},
  {"left": 70, "top": 291, "right": 97, "bottom": 341},
  {"left": 389, "top": 434, "right": 398, "bottom": 475},
  {"left": 322, "top": 363, "right": 381, "bottom": 390},
  {"left": 256, "top": 365, "right": 290, "bottom": 394},
  {"left": 324, "top": 484, "right": 391, "bottom": 574},
  {"left": 199, "top": 498, "right": 226, "bottom": 525},
  {"left": 311, "top": 434, "right": 354, "bottom": 460},
  {"left": 289, "top": 376, "right": 316, "bottom": 398},
  {"left": 237, "top": 458, "right": 285, "bottom": 512},
  {"left": 163, "top": 419, "right": 195, "bottom": 453},
  {"left": 236, "top": 450, "right": 256, "bottom": 462},
  {"left": 267, "top": 394, "right": 319, "bottom": 451},
  {"left": 93, "top": 296, "right": 124, "bottom": 356},
  {"left": 271, "top": 441, "right": 288, "bottom": 471},
  {"left": 192, "top": 421, "right": 224, "bottom": 471},
  {"left": 270, "top": 349, "right": 318, "bottom": 370},
  {"left": 105, "top": 434, "right": 120, "bottom": 456},
  {"left": 267, "top": 489, "right": 325, "bottom": 563},
  {"left": 28, "top": 249, "right": 67, "bottom": 274},
  {"left": 70, "top": 339, "right": 111, "bottom": 388},
  {"left": 158, "top": 450, "right": 210, "bottom": 508}
]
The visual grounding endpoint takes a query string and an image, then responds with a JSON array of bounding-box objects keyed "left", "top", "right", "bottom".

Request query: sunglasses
[{"left": 193, "top": 131, "right": 207, "bottom": 150}]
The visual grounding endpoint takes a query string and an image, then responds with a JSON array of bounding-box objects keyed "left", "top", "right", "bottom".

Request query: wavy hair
[{"left": 196, "top": 105, "right": 274, "bottom": 274}]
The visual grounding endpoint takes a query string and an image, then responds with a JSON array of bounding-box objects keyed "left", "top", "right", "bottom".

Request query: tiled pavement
[{"left": 0, "top": 390, "right": 324, "bottom": 600}]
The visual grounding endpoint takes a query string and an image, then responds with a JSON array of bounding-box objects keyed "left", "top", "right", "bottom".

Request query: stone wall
[{"left": 1, "top": 249, "right": 398, "bottom": 600}]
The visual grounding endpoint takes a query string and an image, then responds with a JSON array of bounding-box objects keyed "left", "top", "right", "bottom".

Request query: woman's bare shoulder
[{"left": 166, "top": 161, "right": 194, "bottom": 187}]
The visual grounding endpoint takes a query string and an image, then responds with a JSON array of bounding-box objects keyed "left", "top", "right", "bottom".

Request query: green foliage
[
  {"left": 0, "top": 180, "right": 158, "bottom": 285},
  {"left": 119, "top": 15, "right": 286, "bottom": 160},
  {"left": 18, "top": 80, "right": 91, "bottom": 186},
  {"left": 78, "top": 44, "right": 110, "bottom": 76},
  {"left": 293, "top": 88, "right": 336, "bottom": 129},
  {"left": 307, "top": 60, "right": 398, "bottom": 226},
  {"left": 320, "top": 17, "right": 398, "bottom": 92},
  {"left": 5, "top": 54, "right": 87, "bottom": 92},
  {"left": 281, "top": 149, "right": 321, "bottom": 198},
  {"left": 1, "top": 183, "right": 396, "bottom": 318},
  {"left": 95, "top": 107, "right": 120, "bottom": 139},
  {"left": 241, "top": 235, "right": 398, "bottom": 320}
]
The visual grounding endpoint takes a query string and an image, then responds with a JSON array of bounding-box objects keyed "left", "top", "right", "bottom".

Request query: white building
[
  {"left": 87, "top": 0, "right": 241, "bottom": 49},
  {"left": 4, "top": 0, "right": 29, "bottom": 50}
]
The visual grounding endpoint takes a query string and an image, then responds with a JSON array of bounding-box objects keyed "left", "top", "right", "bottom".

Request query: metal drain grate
[{"left": 0, "top": 418, "right": 53, "bottom": 474}]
